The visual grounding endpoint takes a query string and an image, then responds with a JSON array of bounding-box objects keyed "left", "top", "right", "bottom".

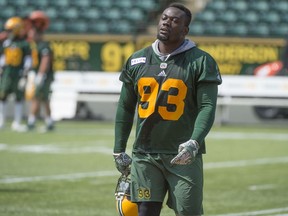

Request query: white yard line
[
  {"left": 212, "top": 207, "right": 288, "bottom": 216},
  {"left": 1, "top": 206, "right": 98, "bottom": 216},
  {"left": 248, "top": 184, "right": 276, "bottom": 191},
  {"left": 208, "top": 132, "right": 288, "bottom": 140},
  {"left": 204, "top": 156, "right": 288, "bottom": 169},
  {"left": 1, "top": 156, "right": 288, "bottom": 184},
  {"left": 0, "top": 131, "right": 287, "bottom": 155},
  {"left": 0, "top": 143, "right": 113, "bottom": 154},
  {"left": 0, "top": 170, "right": 117, "bottom": 184}
]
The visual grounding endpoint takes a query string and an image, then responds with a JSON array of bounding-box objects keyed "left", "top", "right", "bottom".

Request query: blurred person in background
[
  {"left": 113, "top": 3, "right": 222, "bottom": 216},
  {"left": 0, "top": 16, "right": 32, "bottom": 132},
  {"left": 26, "top": 10, "right": 55, "bottom": 132},
  {"left": 0, "top": 31, "right": 8, "bottom": 42}
]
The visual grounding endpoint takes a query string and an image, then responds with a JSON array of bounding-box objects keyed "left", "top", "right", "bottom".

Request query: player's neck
[{"left": 158, "top": 40, "right": 185, "bottom": 54}]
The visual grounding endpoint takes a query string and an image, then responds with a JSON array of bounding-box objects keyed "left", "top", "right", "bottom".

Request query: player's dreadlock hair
[{"left": 168, "top": 3, "right": 192, "bottom": 27}]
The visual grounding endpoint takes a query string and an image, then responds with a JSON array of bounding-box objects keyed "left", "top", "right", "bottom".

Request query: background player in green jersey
[
  {"left": 113, "top": 3, "right": 222, "bottom": 216},
  {"left": 26, "top": 11, "right": 54, "bottom": 132},
  {"left": 0, "top": 17, "right": 32, "bottom": 132}
]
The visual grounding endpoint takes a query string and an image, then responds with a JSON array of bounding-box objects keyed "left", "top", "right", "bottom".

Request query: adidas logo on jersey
[{"left": 157, "top": 70, "right": 167, "bottom": 77}]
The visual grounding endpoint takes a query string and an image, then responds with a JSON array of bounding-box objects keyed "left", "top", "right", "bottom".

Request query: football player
[
  {"left": 26, "top": 10, "right": 54, "bottom": 132},
  {"left": 113, "top": 3, "right": 222, "bottom": 216},
  {"left": 0, "top": 17, "right": 32, "bottom": 131}
]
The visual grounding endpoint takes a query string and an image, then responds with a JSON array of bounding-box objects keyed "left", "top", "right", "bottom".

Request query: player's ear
[{"left": 183, "top": 26, "right": 189, "bottom": 36}]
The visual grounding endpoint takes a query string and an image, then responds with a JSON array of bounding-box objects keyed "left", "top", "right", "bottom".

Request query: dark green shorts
[
  {"left": 130, "top": 153, "right": 204, "bottom": 215},
  {"left": 34, "top": 78, "right": 53, "bottom": 101},
  {"left": 0, "top": 70, "right": 24, "bottom": 101}
]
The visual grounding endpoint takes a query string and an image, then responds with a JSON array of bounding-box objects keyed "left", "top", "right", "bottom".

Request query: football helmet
[
  {"left": 4, "top": 17, "right": 24, "bottom": 37},
  {"left": 29, "top": 10, "right": 49, "bottom": 32},
  {"left": 115, "top": 174, "right": 138, "bottom": 216}
]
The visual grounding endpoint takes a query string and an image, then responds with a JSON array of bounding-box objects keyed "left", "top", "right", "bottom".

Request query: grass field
[{"left": 0, "top": 120, "right": 288, "bottom": 216}]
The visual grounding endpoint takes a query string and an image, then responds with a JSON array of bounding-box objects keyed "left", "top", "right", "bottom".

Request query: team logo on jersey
[
  {"left": 131, "top": 57, "right": 146, "bottom": 66},
  {"left": 157, "top": 70, "right": 166, "bottom": 77},
  {"left": 160, "top": 63, "right": 167, "bottom": 69}
]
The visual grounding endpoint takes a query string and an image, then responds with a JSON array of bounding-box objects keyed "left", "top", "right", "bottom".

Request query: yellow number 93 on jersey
[{"left": 115, "top": 174, "right": 138, "bottom": 216}]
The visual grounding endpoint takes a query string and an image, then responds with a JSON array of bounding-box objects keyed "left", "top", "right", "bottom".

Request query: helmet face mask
[{"left": 115, "top": 175, "right": 138, "bottom": 216}]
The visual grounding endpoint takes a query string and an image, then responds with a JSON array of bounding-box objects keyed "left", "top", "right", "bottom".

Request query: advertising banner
[{"left": 45, "top": 34, "right": 286, "bottom": 75}]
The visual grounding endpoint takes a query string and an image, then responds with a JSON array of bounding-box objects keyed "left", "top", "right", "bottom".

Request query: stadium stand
[
  {"left": 190, "top": 0, "right": 288, "bottom": 38},
  {"left": 0, "top": 0, "right": 288, "bottom": 38}
]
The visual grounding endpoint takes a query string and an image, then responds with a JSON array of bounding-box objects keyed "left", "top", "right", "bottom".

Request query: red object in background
[
  {"left": 254, "top": 61, "right": 283, "bottom": 76},
  {"left": 0, "top": 31, "right": 8, "bottom": 41}
]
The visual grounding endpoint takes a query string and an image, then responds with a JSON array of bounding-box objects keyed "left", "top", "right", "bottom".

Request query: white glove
[
  {"left": 35, "top": 73, "right": 46, "bottom": 87},
  {"left": 171, "top": 140, "right": 199, "bottom": 165},
  {"left": 18, "top": 77, "right": 27, "bottom": 90}
]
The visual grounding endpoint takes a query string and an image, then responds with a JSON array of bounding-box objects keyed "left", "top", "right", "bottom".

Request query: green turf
[{"left": 0, "top": 121, "right": 288, "bottom": 216}]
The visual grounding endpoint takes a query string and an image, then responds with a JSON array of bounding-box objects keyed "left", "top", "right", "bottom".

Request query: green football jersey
[
  {"left": 32, "top": 41, "right": 54, "bottom": 80},
  {"left": 115, "top": 45, "right": 222, "bottom": 154},
  {"left": 1, "top": 38, "right": 31, "bottom": 74}
]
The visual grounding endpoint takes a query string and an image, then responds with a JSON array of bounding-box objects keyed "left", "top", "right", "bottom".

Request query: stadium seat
[
  {"left": 189, "top": 22, "right": 204, "bottom": 36},
  {"left": 0, "top": 6, "right": 15, "bottom": 20},
  {"left": 227, "top": 0, "right": 248, "bottom": 11},
  {"left": 59, "top": 7, "right": 79, "bottom": 20},
  {"left": 45, "top": 7, "right": 58, "bottom": 20},
  {"left": 92, "top": 0, "right": 112, "bottom": 9},
  {"left": 215, "top": 10, "right": 237, "bottom": 23},
  {"left": 80, "top": 8, "right": 101, "bottom": 20},
  {"left": 114, "top": 0, "right": 132, "bottom": 9},
  {"left": 49, "top": 0, "right": 69, "bottom": 8},
  {"left": 123, "top": 8, "right": 145, "bottom": 22},
  {"left": 88, "top": 20, "right": 109, "bottom": 34},
  {"left": 281, "top": 12, "right": 288, "bottom": 24},
  {"left": 238, "top": 11, "right": 259, "bottom": 23},
  {"left": 135, "top": 0, "right": 158, "bottom": 11},
  {"left": 271, "top": 1, "right": 288, "bottom": 13},
  {"left": 66, "top": 20, "right": 88, "bottom": 33},
  {"left": 48, "top": 20, "right": 66, "bottom": 33},
  {"left": 110, "top": 20, "right": 135, "bottom": 34},
  {"left": 10, "top": 0, "right": 27, "bottom": 7},
  {"left": 261, "top": 11, "right": 281, "bottom": 24},
  {"left": 0, "top": 0, "right": 6, "bottom": 7},
  {"left": 204, "top": 22, "right": 226, "bottom": 36},
  {"left": 247, "top": 23, "right": 269, "bottom": 37},
  {"left": 205, "top": 0, "right": 226, "bottom": 11},
  {"left": 269, "top": 24, "right": 288, "bottom": 38},
  {"left": 250, "top": 0, "right": 269, "bottom": 11},
  {"left": 18, "top": 6, "right": 35, "bottom": 17},
  {"left": 71, "top": 0, "right": 90, "bottom": 8},
  {"left": 28, "top": 0, "right": 48, "bottom": 8},
  {"left": 194, "top": 10, "right": 216, "bottom": 22},
  {"left": 226, "top": 23, "right": 248, "bottom": 37},
  {"left": 102, "top": 8, "right": 122, "bottom": 20}
]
